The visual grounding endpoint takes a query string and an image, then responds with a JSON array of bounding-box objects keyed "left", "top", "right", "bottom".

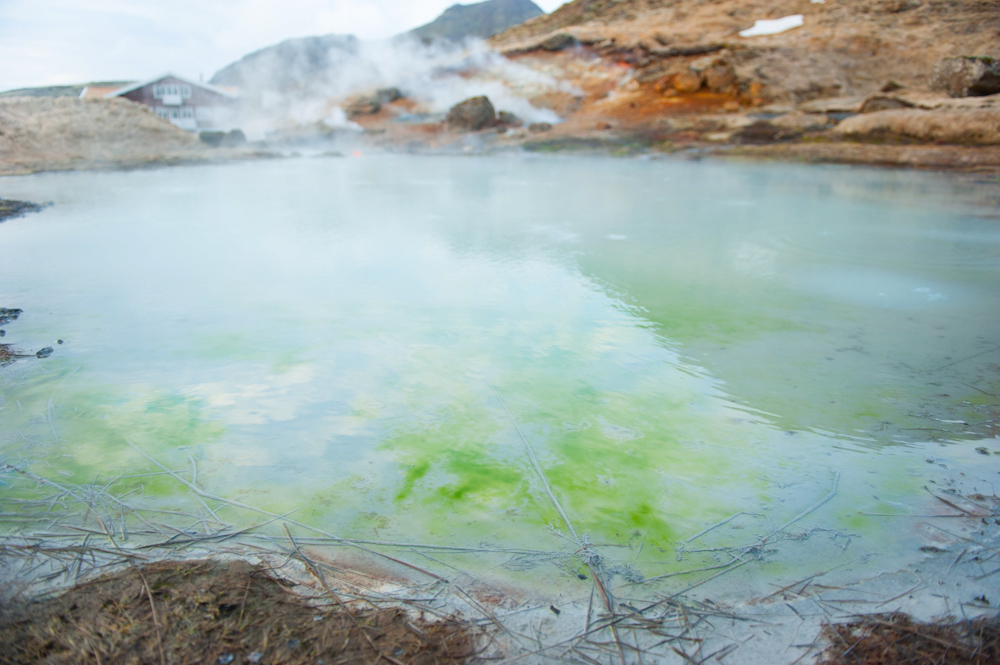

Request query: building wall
[{"left": 118, "top": 76, "right": 237, "bottom": 131}]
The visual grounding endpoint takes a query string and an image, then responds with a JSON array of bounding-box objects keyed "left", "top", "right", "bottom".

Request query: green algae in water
[{"left": 0, "top": 156, "right": 998, "bottom": 588}]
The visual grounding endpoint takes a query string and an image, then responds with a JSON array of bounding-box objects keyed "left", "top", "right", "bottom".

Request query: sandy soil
[{"left": 0, "top": 97, "right": 271, "bottom": 176}]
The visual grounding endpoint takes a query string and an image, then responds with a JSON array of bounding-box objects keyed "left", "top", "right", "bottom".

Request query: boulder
[
  {"left": 930, "top": 57, "right": 1000, "bottom": 98},
  {"left": 376, "top": 88, "right": 402, "bottom": 104},
  {"left": 704, "top": 64, "right": 737, "bottom": 94},
  {"left": 220, "top": 129, "right": 246, "bottom": 147},
  {"left": 540, "top": 33, "right": 577, "bottom": 51},
  {"left": 199, "top": 131, "right": 225, "bottom": 147},
  {"left": 528, "top": 122, "right": 553, "bottom": 133},
  {"left": 447, "top": 96, "right": 496, "bottom": 131},
  {"left": 858, "top": 95, "right": 913, "bottom": 113},
  {"left": 199, "top": 130, "right": 246, "bottom": 147},
  {"left": 344, "top": 94, "right": 381, "bottom": 118},
  {"left": 673, "top": 70, "right": 704, "bottom": 94},
  {"left": 497, "top": 110, "right": 522, "bottom": 127},
  {"left": 732, "top": 121, "right": 799, "bottom": 144}
]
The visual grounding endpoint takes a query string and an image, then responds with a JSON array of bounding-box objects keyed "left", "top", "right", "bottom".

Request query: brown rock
[
  {"left": 540, "top": 33, "right": 577, "bottom": 51},
  {"left": 674, "top": 70, "right": 704, "bottom": 94},
  {"left": 498, "top": 110, "right": 522, "bottom": 127},
  {"left": 930, "top": 57, "right": 1000, "bottom": 98},
  {"left": 343, "top": 94, "right": 381, "bottom": 118},
  {"left": 705, "top": 64, "right": 737, "bottom": 94},
  {"left": 833, "top": 108, "right": 1000, "bottom": 144},
  {"left": 858, "top": 95, "right": 914, "bottom": 113},
  {"left": 732, "top": 121, "right": 798, "bottom": 144},
  {"left": 528, "top": 122, "right": 553, "bottom": 133},
  {"left": 446, "top": 96, "right": 496, "bottom": 131}
]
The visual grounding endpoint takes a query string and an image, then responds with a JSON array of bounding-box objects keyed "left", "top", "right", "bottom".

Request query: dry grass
[
  {"left": 0, "top": 559, "right": 474, "bottom": 665},
  {"left": 819, "top": 613, "right": 1000, "bottom": 665}
]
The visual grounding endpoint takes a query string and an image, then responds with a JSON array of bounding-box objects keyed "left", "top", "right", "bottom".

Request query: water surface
[{"left": 1, "top": 155, "right": 998, "bottom": 593}]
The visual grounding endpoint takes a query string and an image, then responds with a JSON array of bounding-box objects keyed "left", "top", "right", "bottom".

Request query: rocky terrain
[{"left": 327, "top": 0, "right": 1000, "bottom": 170}]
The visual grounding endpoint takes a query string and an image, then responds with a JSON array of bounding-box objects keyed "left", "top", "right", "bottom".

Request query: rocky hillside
[
  {"left": 410, "top": 0, "right": 545, "bottom": 42},
  {"left": 491, "top": 0, "right": 1000, "bottom": 104}
]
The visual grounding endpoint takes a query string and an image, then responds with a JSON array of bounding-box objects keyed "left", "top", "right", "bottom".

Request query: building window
[
  {"left": 154, "top": 107, "right": 171, "bottom": 120},
  {"left": 181, "top": 107, "right": 195, "bottom": 119},
  {"left": 153, "top": 84, "right": 192, "bottom": 99}
]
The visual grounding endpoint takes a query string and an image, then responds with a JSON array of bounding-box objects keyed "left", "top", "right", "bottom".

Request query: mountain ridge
[{"left": 409, "top": 0, "right": 545, "bottom": 43}]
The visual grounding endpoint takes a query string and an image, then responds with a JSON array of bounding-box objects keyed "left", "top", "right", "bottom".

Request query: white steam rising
[{"left": 231, "top": 36, "right": 578, "bottom": 139}]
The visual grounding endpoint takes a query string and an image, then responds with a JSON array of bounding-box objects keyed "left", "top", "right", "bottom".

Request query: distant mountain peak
[{"left": 410, "top": 0, "right": 545, "bottom": 43}]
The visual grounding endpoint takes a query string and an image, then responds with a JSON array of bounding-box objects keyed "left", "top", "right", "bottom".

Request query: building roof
[{"left": 105, "top": 73, "right": 239, "bottom": 99}]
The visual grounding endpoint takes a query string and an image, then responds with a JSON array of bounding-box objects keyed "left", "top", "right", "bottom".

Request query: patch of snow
[{"left": 739, "top": 15, "right": 804, "bottom": 38}]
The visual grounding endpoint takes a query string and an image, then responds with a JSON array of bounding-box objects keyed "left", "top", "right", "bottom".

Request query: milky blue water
[{"left": 1, "top": 155, "right": 998, "bottom": 591}]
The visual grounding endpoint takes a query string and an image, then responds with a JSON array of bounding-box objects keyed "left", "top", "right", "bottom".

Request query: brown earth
[
  {"left": 0, "top": 97, "right": 270, "bottom": 176},
  {"left": 0, "top": 559, "right": 474, "bottom": 665},
  {"left": 340, "top": 0, "right": 990, "bottom": 170}
]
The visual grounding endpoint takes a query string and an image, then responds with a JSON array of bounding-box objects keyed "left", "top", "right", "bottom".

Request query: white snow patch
[{"left": 739, "top": 15, "right": 804, "bottom": 37}]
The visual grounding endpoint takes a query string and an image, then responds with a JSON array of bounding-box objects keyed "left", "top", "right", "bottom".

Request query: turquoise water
[{"left": 1, "top": 156, "right": 998, "bottom": 590}]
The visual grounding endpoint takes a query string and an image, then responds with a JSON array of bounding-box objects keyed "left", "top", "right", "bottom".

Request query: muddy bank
[{"left": 0, "top": 559, "right": 474, "bottom": 665}]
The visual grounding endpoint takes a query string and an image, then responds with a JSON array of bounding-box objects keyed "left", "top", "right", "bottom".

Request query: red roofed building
[{"left": 89, "top": 73, "right": 239, "bottom": 132}]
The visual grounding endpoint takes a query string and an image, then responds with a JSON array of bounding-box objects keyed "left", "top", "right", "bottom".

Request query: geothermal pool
[{"left": 1, "top": 155, "right": 999, "bottom": 603}]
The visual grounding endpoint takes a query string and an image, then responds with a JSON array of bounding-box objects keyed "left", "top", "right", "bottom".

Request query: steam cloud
[{"left": 219, "top": 35, "right": 579, "bottom": 139}]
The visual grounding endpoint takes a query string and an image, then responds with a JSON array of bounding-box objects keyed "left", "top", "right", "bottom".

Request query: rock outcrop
[
  {"left": 447, "top": 96, "right": 497, "bottom": 131},
  {"left": 930, "top": 57, "right": 1000, "bottom": 98},
  {"left": 833, "top": 108, "right": 1000, "bottom": 145}
]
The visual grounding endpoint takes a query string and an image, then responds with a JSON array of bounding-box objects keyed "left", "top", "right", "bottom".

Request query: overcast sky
[{"left": 0, "top": 0, "right": 566, "bottom": 92}]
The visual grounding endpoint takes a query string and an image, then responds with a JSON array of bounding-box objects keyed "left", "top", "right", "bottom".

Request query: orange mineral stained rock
[{"left": 673, "top": 70, "right": 704, "bottom": 94}]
